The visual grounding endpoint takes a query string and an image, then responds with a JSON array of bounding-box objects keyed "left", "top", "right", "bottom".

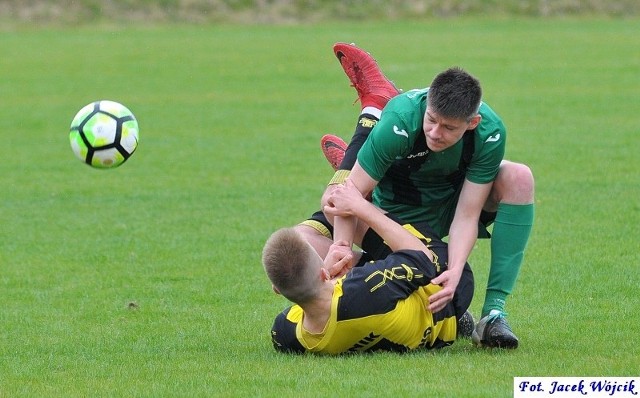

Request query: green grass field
[{"left": 1, "top": 18, "right": 639, "bottom": 397}]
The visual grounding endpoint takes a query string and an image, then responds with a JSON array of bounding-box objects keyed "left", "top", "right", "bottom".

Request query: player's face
[{"left": 422, "top": 109, "right": 480, "bottom": 152}]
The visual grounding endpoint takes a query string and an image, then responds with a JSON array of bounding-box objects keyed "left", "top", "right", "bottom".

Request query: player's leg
[
  {"left": 473, "top": 160, "right": 535, "bottom": 349},
  {"left": 322, "top": 112, "right": 381, "bottom": 172},
  {"left": 454, "top": 266, "right": 475, "bottom": 339},
  {"left": 333, "top": 42, "right": 400, "bottom": 112},
  {"left": 322, "top": 43, "right": 401, "bottom": 173},
  {"left": 321, "top": 134, "right": 347, "bottom": 171}
]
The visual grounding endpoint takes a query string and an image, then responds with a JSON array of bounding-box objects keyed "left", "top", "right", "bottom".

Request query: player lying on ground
[{"left": 262, "top": 180, "right": 474, "bottom": 354}]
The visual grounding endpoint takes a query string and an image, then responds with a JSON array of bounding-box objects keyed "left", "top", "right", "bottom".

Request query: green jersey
[{"left": 357, "top": 88, "right": 506, "bottom": 237}]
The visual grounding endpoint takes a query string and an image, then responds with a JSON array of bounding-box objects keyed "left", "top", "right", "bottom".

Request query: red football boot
[
  {"left": 333, "top": 42, "right": 400, "bottom": 110},
  {"left": 321, "top": 134, "right": 347, "bottom": 171}
]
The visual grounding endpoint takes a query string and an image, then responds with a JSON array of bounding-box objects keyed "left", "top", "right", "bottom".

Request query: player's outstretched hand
[
  {"left": 428, "top": 269, "right": 461, "bottom": 312},
  {"left": 325, "top": 240, "right": 353, "bottom": 278}
]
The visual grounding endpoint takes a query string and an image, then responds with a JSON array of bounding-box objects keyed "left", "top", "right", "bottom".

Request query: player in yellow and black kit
[{"left": 263, "top": 180, "right": 473, "bottom": 354}]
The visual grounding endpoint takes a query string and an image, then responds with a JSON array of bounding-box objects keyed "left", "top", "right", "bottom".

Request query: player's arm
[
  {"left": 324, "top": 179, "right": 431, "bottom": 258},
  {"left": 321, "top": 161, "right": 379, "bottom": 277},
  {"left": 428, "top": 179, "right": 491, "bottom": 312},
  {"left": 323, "top": 106, "right": 410, "bottom": 239},
  {"left": 322, "top": 161, "right": 377, "bottom": 240},
  {"left": 320, "top": 115, "right": 379, "bottom": 249},
  {"left": 331, "top": 161, "right": 378, "bottom": 242},
  {"left": 322, "top": 110, "right": 408, "bottom": 275}
]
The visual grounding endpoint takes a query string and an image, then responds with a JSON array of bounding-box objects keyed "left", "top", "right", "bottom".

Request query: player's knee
[
  {"left": 496, "top": 162, "right": 535, "bottom": 203},
  {"left": 510, "top": 163, "right": 534, "bottom": 192},
  {"left": 320, "top": 185, "right": 335, "bottom": 209}
]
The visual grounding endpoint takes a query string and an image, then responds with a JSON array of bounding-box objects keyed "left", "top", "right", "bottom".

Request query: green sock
[{"left": 482, "top": 203, "right": 534, "bottom": 317}]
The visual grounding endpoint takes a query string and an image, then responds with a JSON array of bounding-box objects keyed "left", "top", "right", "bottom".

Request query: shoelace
[
  {"left": 485, "top": 311, "right": 508, "bottom": 324},
  {"left": 344, "top": 59, "right": 394, "bottom": 94},
  {"left": 342, "top": 61, "right": 369, "bottom": 105}
]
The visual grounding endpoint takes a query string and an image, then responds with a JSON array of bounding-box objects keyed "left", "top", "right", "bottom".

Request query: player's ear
[
  {"left": 272, "top": 285, "right": 281, "bottom": 295},
  {"left": 468, "top": 114, "right": 481, "bottom": 130}
]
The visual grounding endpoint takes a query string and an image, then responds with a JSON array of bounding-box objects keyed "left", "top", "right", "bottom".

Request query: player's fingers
[
  {"left": 328, "top": 254, "right": 352, "bottom": 277},
  {"left": 322, "top": 205, "right": 337, "bottom": 215},
  {"left": 428, "top": 294, "right": 450, "bottom": 312},
  {"left": 326, "top": 247, "right": 348, "bottom": 264},
  {"left": 428, "top": 298, "right": 444, "bottom": 313},
  {"left": 430, "top": 274, "right": 445, "bottom": 285},
  {"left": 337, "top": 251, "right": 352, "bottom": 264},
  {"left": 323, "top": 203, "right": 349, "bottom": 216},
  {"left": 428, "top": 288, "right": 445, "bottom": 304},
  {"left": 428, "top": 287, "right": 453, "bottom": 311}
]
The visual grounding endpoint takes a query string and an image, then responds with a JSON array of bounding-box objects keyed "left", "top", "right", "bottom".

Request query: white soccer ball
[{"left": 69, "top": 100, "right": 139, "bottom": 168}]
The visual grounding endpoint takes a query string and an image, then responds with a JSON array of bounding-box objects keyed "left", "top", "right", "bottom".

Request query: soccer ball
[{"left": 69, "top": 100, "right": 139, "bottom": 168}]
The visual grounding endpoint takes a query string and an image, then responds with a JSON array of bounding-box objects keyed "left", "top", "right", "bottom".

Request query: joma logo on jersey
[
  {"left": 359, "top": 117, "right": 377, "bottom": 129},
  {"left": 364, "top": 264, "right": 424, "bottom": 292}
]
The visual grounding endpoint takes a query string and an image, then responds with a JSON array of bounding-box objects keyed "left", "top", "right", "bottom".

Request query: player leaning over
[{"left": 311, "top": 43, "right": 534, "bottom": 349}]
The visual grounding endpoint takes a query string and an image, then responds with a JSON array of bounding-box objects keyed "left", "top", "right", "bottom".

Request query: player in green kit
[{"left": 311, "top": 43, "right": 535, "bottom": 349}]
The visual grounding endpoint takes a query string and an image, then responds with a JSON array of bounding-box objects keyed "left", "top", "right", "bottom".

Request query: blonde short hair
[{"left": 262, "top": 227, "right": 323, "bottom": 304}]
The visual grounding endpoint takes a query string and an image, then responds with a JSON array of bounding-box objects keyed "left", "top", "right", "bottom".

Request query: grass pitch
[{"left": 1, "top": 18, "right": 638, "bottom": 397}]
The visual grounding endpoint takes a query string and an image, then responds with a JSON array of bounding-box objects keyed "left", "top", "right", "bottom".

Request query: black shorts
[
  {"left": 306, "top": 209, "right": 497, "bottom": 239},
  {"left": 478, "top": 210, "right": 497, "bottom": 239},
  {"left": 302, "top": 211, "right": 474, "bottom": 319}
]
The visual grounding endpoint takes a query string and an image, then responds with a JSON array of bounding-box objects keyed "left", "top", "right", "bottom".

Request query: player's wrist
[
  {"left": 448, "top": 263, "right": 465, "bottom": 280},
  {"left": 330, "top": 240, "right": 351, "bottom": 249}
]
